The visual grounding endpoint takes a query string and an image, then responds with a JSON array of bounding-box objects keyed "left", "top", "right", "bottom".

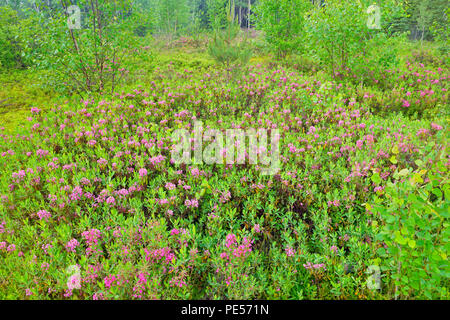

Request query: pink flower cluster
[
  {"left": 36, "top": 210, "right": 51, "bottom": 221},
  {"left": 104, "top": 274, "right": 124, "bottom": 289},
  {"left": 285, "top": 247, "right": 295, "bottom": 257},
  {"left": 303, "top": 262, "right": 326, "bottom": 270},
  {"left": 184, "top": 198, "right": 199, "bottom": 208},
  {"left": 66, "top": 239, "right": 79, "bottom": 253},
  {"left": 144, "top": 247, "right": 176, "bottom": 264},
  {"left": 82, "top": 229, "right": 102, "bottom": 246},
  {"left": 223, "top": 234, "right": 253, "bottom": 259}
]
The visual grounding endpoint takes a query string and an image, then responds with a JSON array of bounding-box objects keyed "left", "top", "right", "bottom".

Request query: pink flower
[
  {"left": 97, "top": 158, "right": 108, "bottom": 166},
  {"left": 64, "top": 289, "right": 73, "bottom": 298},
  {"left": 139, "top": 168, "right": 148, "bottom": 178},
  {"left": 82, "top": 229, "right": 102, "bottom": 245},
  {"left": 67, "top": 274, "right": 81, "bottom": 290},
  {"left": 93, "top": 292, "right": 105, "bottom": 300},
  {"left": 165, "top": 182, "right": 176, "bottom": 190},
  {"left": 285, "top": 247, "right": 295, "bottom": 257},
  {"left": 185, "top": 198, "right": 199, "bottom": 208},
  {"left": 191, "top": 168, "right": 200, "bottom": 177},
  {"left": 66, "top": 239, "right": 79, "bottom": 253},
  {"left": 225, "top": 234, "right": 237, "bottom": 248},
  {"left": 106, "top": 196, "right": 115, "bottom": 205},
  {"left": 37, "top": 210, "right": 51, "bottom": 221},
  {"left": 232, "top": 237, "right": 253, "bottom": 258},
  {"left": 41, "top": 262, "right": 50, "bottom": 271},
  {"left": 144, "top": 247, "right": 175, "bottom": 264}
]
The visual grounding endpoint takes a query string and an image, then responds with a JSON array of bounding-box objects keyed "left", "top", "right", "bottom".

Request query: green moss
[
  {"left": 0, "top": 70, "right": 62, "bottom": 133},
  {"left": 154, "top": 49, "right": 214, "bottom": 71}
]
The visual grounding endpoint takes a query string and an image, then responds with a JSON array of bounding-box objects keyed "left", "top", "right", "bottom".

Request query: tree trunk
[
  {"left": 247, "top": 0, "right": 251, "bottom": 36},
  {"left": 421, "top": 25, "right": 425, "bottom": 47},
  {"left": 239, "top": 6, "right": 242, "bottom": 27}
]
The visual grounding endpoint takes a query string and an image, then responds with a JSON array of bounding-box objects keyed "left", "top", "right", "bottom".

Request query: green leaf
[
  {"left": 376, "top": 247, "right": 386, "bottom": 256},
  {"left": 432, "top": 188, "right": 442, "bottom": 198},
  {"left": 394, "top": 231, "right": 407, "bottom": 245},
  {"left": 392, "top": 145, "right": 399, "bottom": 155},
  {"left": 371, "top": 172, "right": 381, "bottom": 184}
]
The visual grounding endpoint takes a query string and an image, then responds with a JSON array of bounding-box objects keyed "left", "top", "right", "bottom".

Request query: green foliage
[
  {"left": 305, "top": 0, "right": 405, "bottom": 78},
  {"left": 371, "top": 156, "right": 449, "bottom": 299},
  {"left": 429, "top": 6, "right": 449, "bottom": 55},
  {"left": 132, "top": 5, "right": 156, "bottom": 37},
  {"left": 406, "top": 0, "right": 449, "bottom": 41},
  {"left": 0, "top": 6, "right": 30, "bottom": 68},
  {"left": 305, "top": 0, "right": 368, "bottom": 75},
  {"left": 206, "top": 0, "right": 228, "bottom": 30},
  {"left": 25, "top": 0, "right": 146, "bottom": 96},
  {"left": 0, "top": 0, "right": 449, "bottom": 301},
  {"left": 153, "top": 49, "right": 213, "bottom": 74},
  {"left": 151, "top": 0, "right": 190, "bottom": 35},
  {"left": 0, "top": 70, "right": 58, "bottom": 133},
  {"left": 255, "top": 0, "right": 312, "bottom": 59},
  {"left": 0, "top": 47, "right": 448, "bottom": 299},
  {"left": 208, "top": 0, "right": 251, "bottom": 76}
]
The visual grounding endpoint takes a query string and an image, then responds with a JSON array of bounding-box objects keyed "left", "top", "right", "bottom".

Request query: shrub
[
  {"left": 0, "top": 60, "right": 447, "bottom": 299},
  {"left": 371, "top": 156, "right": 449, "bottom": 299},
  {"left": 305, "top": 0, "right": 367, "bottom": 76}
]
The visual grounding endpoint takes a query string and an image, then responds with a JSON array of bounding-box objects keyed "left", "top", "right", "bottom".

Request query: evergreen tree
[{"left": 208, "top": 0, "right": 252, "bottom": 77}]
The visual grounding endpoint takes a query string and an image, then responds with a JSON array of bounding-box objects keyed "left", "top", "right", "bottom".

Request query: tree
[
  {"left": 305, "top": 0, "right": 368, "bottom": 75},
  {"left": 429, "top": 5, "right": 449, "bottom": 55},
  {"left": 32, "top": 0, "right": 140, "bottom": 95},
  {"left": 206, "top": 0, "right": 227, "bottom": 30},
  {"left": 151, "top": 0, "right": 190, "bottom": 36},
  {"left": 410, "top": 0, "right": 448, "bottom": 43},
  {"left": 235, "top": 0, "right": 255, "bottom": 29},
  {"left": 254, "top": 0, "right": 313, "bottom": 59},
  {"left": 0, "top": 6, "right": 29, "bottom": 68},
  {"left": 208, "top": 0, "right": 251, "bottom": 77}
]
